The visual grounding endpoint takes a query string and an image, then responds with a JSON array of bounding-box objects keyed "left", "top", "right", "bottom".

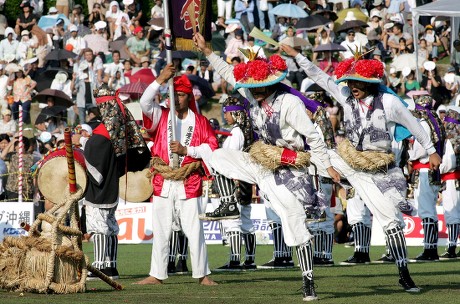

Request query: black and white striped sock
[
  {"left": 92, "top": 233, "right": 108, "bottom": 269},
  {"left": 422, "top": 218, "right": 438, "bottom": 249},
  {"left": 447, "top": 223, "right": 459, "bottom": 249},
  {"left": 106, "top": 235, "right": 118, "bottom": 268},
  {"left": 385, "top": 226, "right": 408, "bottom": 268},
  {"left": 270, "top": 222, "right": 292, "bottom": 259},
  {"left": 177, "top": 232, "right": 188, "bottom": 261},
  {"left": 228, "top": 231, "right": 242, "bottom": 262},
  {"left": 296, "top": 242, "right": 314, "bottom": 278},
  {"left": 353, "top": 222, "right": 371, "bottom": 253},
  {"left": 313, "top": 231, "right": 323, "bottom": 258},
  {"left": 169, "top": 231, "right": 179, "bottom": 263},
  {"left": 214, "top": 172, "right": 236, "bottom": 199},
  {"left": 323, "top": 232, "right": 334, "bottom": 260},
  {"left": 243, "top": 233, "right": 256, "bottom": 263}
]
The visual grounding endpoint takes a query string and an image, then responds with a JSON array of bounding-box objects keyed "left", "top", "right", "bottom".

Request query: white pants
[
  {"left": 415, "top": 169, "right": 440, "bottom": 220},
  {"left": 346, "top": 194, "right": 372, "bottom": 227},
  {"left": 210, "top": 149, "right": 311, "bottom": 247},
  {"left": 86, "top": 205, "right": 119, "bottom": 236},
  {"left": 149, "top": 182, "right": 210, "bottom": 280},
  {"left": 442, "top": 179, "right": 460, "bottom": 224},
  {"left": 217, "top": 0, "right": 234, "bottom": 20},
  {"left": 311, "top": 150, "right": 404, "bottom": 230}
]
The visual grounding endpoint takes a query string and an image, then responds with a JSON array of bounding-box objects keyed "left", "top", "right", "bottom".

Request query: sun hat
[
  {"left": 1, "top": 109, "right": 11, "bottom": 116},
  {"left": 334, "top": 51, "right": 384, "bottom": 84},
  {"left": 370, "top": 11, "right": 382, "bottom": 19},
  {"left": 95, "top": 21, "right": 107, "bottom": 30},
  {"left": 389, "top": 67, "right": 396, "bottom": 74},
  {"left": 21, "top": 30, "right": 30, "bottom": 36},
  {"left": 48, "top": 7, "right": 58, "bottom": 14},
  {"left": 233, "top": 49, "right": 288, "bottom": 89}
]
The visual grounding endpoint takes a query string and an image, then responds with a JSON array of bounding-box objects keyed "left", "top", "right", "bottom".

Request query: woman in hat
[
  {"left": 0, "top": 109, "right": 16, "bottom": 137},
  {"left": 280, "top": 42, "right": 442, "bottom": 293},
  {"left": 10, "top": 66, "right": 36, "bottom": 124},
  {"left": 194, "top": 32, "right": 341, "bottom": 301},
  {"left": 15, "top": 1, "right": 37, "bottom": 36}
]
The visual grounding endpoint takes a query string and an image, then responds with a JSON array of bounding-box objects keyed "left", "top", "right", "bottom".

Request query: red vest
[{"left": 147, "top": 109, "right": 218, "bottom": 199}]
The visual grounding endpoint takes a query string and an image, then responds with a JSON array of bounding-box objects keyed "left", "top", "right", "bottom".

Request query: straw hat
[{"left": 233, "top": 49, "right": 288, "bottom": 89}]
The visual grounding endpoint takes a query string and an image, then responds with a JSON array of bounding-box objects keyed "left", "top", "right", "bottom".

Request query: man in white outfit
[
  {"left": 280, "top": 43, "right": 441, "bottom": 293},
  {"left": 194, "top": 32, "right": 341, "bottom": 301},
  {"left": 136, "top": 68, "right": 217, "bottom": 286}
]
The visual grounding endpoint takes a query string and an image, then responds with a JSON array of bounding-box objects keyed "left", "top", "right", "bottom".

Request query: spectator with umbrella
[{"left": 312, "top": 27, "right": 332, "bottom": 62}]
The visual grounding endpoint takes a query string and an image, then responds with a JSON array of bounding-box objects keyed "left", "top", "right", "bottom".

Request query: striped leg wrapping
[
  {"left": 92, "top": 233, "right": 108, "bottom": 269},
  {"left": 447, "top": 223, "right": 459, "bottom": 248},
  {"left": 169, "top": 231, "right": 179, "bottom": 263},
  {"left": 385, "top": 226, "right": 408, "bottom": 268},
  {"left": 422, "top": 218, "right": 438, "bottom": 249},
  {"left": 214, "top": 172, "right": 236, "bottom": 201},
  {"left": 296, "top": 242, "right": 314, "bottom": 278},
  {"left": 313, "top": 231, "right": 323, "bottom": 258},
  {"left": 106, "top": 235, "right": 118, "bottom": 268},
  {"left": 323, "top": 232, "right": 334, "bottom": 260},
  {"left": 177, "top": 232, "right": 189, "bottom": 260},
  {"left": 352, "top": 222, "right": 371, "bottom": 253},
  {"left": 270, "top": 222, "right": 292, "bottom": 258},
  {"left": 228, "top": 231, "right": 242, "bottom": 262},
  {"left": 243, "top": 233, "right": 256, "bottom": 262}
]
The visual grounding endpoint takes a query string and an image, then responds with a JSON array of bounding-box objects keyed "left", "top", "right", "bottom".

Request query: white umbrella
[
  {"left": 390, "top": 54, "right": 427, "bottom": 72},
  {"left": 271, "top": 3, "right": 309, "bottom": 19}
]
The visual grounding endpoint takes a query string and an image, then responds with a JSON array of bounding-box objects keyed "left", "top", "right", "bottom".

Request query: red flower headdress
[
  {"left": 233, "top": 48, "right": 288, "bottom": 89},
  {"left": 334, "top": 47, "right": 384, "bottom": 83}
]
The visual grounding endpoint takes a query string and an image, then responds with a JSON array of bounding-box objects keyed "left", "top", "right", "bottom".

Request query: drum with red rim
[{"left": 37, "top": 147, "right": 87, "bottom": 203}]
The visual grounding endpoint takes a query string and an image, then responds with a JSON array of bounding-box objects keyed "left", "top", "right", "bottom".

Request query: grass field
[{"left": 1, "top": 243, "right": 459, "bottom": 304}]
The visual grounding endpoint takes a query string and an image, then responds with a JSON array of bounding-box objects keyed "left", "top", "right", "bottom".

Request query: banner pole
[{"left": 164, "top": 0, "right": 179, "bottom": 168}]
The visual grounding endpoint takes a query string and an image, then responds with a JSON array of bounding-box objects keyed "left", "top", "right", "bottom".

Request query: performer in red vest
[{"left": 136, "top": 65, "right": 218, "bottom": 285}]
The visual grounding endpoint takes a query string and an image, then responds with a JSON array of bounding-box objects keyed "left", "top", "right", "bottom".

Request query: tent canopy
[
  {"left": 411, "top": 0, "right": 460, "bottom": 81},
  {"left": 411, "top": 0, "right": 460, "bottom": 17}
]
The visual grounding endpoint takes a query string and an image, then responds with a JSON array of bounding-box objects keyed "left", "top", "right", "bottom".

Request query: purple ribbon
[
  {"left": 223, "top": 105, "right": 246, "bottom": 113},
  {"left": 277, "top": 83, "right": 325, "bottom": 113},
  {"left": 415, "top": 104, "right": 444, "bottom": 156},
  {"left": 444, "top": 117, "right": 460, "bottom": 125}
]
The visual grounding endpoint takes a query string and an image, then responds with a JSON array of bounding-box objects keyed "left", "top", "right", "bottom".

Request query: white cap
[
  {"left": 344, "top": 12, "right": 357, "bottom": 21},
  {"left": 21, "top": 30, "right": 30, "bottom": 36},
  {"left": 370, "top": 11, "right": 381, "bottom": 19},
  {"left": 389, "top": 67, "right": 396, "bottom": 74},
  {"left": 4, "top": 27, "right": 15, "bottom": 38},
  {"left": 49, "top": 7, "right": 58, "bottom": 13},
  {"left": 123, "top": 0, "right": 134, "bottom": 5},
  {"left": 81, "top": 124, "right": 93, "bottom": 135},
  {"left": 390, "top": 15, "right": 403, "bottom": 23},
  {"left": 69, "top": 24, "right": 78, "bottom": 32},
  {"left": 95, "top": 21, "right": 107, "bottom": 30},
  {"left": 40, "top": 132, "right": 52, "bottom": 143}
]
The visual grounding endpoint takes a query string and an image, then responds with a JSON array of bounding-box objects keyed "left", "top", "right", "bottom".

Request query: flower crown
[
  {"left": 233, "top": 48, "right": 288, "bottom": 89},
  {"left": 334, "top": 47, "right": 384, "bottom": 84}
]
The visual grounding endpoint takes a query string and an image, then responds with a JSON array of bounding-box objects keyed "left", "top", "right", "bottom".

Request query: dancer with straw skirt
[
  {"left": 279, "top": 43, "right": 442, "bottom": 293},
  {"left": 193, "top": 32, "right": 341, "bottom": 302}
]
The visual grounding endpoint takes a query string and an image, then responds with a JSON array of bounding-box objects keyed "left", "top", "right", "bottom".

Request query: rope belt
[
  {"left": 337, "top": 139, "right": 395, "bottom": 173},
  {"left": 150, "top": 157, "right": 201, "bottom": 180},
  {"left": 248, "top": 141, "right": 310, "bottom": 171}
]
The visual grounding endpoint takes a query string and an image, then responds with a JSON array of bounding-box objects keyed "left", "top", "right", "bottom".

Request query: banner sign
[{"left": 0, "top": 202, "right": 34, "bottom": 241}]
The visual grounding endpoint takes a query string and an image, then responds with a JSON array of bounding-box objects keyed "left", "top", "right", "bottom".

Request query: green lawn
[{"left": 1, "top": 244, "right": 459, "bottom": 304}]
